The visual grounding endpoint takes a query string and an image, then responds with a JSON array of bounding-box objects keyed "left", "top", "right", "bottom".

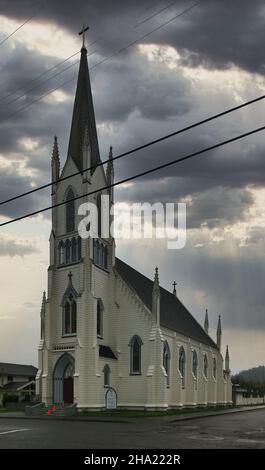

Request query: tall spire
[
  {"left": 106, "top": 146, "right": 113, "bottom": 183},
  {"left": 106, "top": 146, "right": 114, "bottom": 203},
  {"left": 204, "top": 308, "right": 209, "bottom": 334},
  {"left": 51, "top": 136, "right": 60, "bottom": 194},
  {"left": 217, "top": 315, "right": 222, "bottom": 350},
  {"left": 67, "top": 45, "right": 100, "bottom": 171},
  {"left": 40, "top": 291, "right": 46, "bottom": 340},
  {"left": 152, "top": 266, "right": 160, "bottom": 325},
  {"left": 225, "top": 345, "right": 230, "bottom": 372}
]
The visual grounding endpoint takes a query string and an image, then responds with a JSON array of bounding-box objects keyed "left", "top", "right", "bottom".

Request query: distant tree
[{"left": 232, "top": 365, "right": 265, "bottom": 395}]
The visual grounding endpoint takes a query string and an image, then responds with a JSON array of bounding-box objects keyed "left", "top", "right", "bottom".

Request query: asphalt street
[{"left": 0, "top": 409, "right": 265, "bottom": 449}]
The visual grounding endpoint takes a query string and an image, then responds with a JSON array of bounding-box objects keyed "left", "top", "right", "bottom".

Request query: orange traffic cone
[{"left": 47, "top": 409, "right": 52, "bottom": 416}]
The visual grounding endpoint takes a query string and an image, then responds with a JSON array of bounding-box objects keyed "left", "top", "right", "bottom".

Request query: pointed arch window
[
  {"left": 65, "top": 239, "right": 71, "bottom": 264},
  {"left": 64, "top": 301, "right": 71, "bottom": 334},
  {"left": 58, "top": 240, "right": 65, "bottom": 265},
  {"left": 66, "top": 188, "right": 75, "bottom": 233},
  {"left": 163, "top": 341, "right": 171, "bottom": 387},
  {"left": 104, "top": 245, "right": 108, "bottom": 269},
  {"left": 179, "top": 346, "right": 186, "bottom": 388},
  {"left": 63, "top": 294, "right": 77, "bottom": 336},
  {"left": 93, "top": 239, "right": 108, "bottom": 270},
  {"left": 72, "top": 238, "right": 77, "bottom": 262},
  {"left": 96, "top": 193, "right": 102, "bottom": 237},
  {"left": 129, "top": 335, "right": 143, "bottom": 375},
  {"left": 77, "top": 236, "right": 81, "bottom": 260},
  {"left": 103, "top": 364, "right": 110, "bottom": 387},
  {"left": 204, "top": 354, "right": 208, "bottom": 378},
  {"left": 192, "top": 350, "right": 198, "bottom": 379},
  {"left": 213, "top": 357, "right": 217, "bottom": 380},
  {"left": 97, "top": 298, "right": 104, "bottom": 338}
]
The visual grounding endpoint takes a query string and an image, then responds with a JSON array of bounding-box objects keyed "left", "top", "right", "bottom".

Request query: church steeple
[
  {"left": 152, "top": 267, "right": 160, "bottom": 325},
  {"left": 67, "top": 45, "right": 100, "bottom": 171},
  {"left": 217, "top": 315, "right": 222, "bottom": 350},
  {"left": 51, "top": 135, "right": 60, "bottom": 195},
  {"left": 106, "top": 146, "right": 114, "bottom": 203},
  {"left": 204, "top": 309, "right": 209, "bottom": 334},
  {"left": 225, "top": 345, "right": 230, "bottom": 373}
]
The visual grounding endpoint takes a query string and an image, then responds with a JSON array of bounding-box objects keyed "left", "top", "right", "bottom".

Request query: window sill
[
  {"left": 130, "top": 372, "right": 141, "bottom": 376},
  {"left": 93, "top": 263, "right": 109, "bottom": 274},
  {"left": 62, "top": 334, "right": 77, "bottom": 338},
  {"left": 57, "top": 260, "right": 82, "bottom": 269},
  {"left": 97, "top": 335, "right": 103, "bottom": 340}
]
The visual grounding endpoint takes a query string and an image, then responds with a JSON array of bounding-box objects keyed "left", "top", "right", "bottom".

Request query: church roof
[
  {"left": 99, "top": 345, "right": 117, "bottom": 360},
  {"left": 67, "top": 47, "right": 100, "bottom": 171},
  {"left": 3, "top": 381, "right": 34, "bottom": 392},
  {"left": 0, "top": 362, "right": 37, "bottom": 377},
  {"left": 115, "top": 258, "right": 218, "bottom": 350}
]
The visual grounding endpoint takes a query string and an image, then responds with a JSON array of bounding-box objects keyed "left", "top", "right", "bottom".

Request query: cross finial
[
  {"left": 78, "top": 24, "right": 89, "bottom": 49},
  {"left": 172, "top": 281, "right": 177, "bottom": 296},
  {"left": 154, "top": 266, "right": 159, "bottom": 284},
  {"left": 68, "top": 271, "right": 73, "bottom": 282}
]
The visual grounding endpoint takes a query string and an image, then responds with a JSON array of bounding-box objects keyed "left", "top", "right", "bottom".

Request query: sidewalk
[{"left": 0, "top": 405, "right": 265, "bottom": 423}]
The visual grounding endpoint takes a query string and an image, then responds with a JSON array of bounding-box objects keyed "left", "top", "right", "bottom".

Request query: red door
[{"left": 63, "top": 377, "right": 73, "bottom": 404}]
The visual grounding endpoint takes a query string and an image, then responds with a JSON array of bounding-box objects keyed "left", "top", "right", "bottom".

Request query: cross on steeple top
[
  {"left": 78, "top": 24, "right": 89, "bottom": 49},
  {"left": 172, "top": 281, "right": 177, "bottom": 296}
]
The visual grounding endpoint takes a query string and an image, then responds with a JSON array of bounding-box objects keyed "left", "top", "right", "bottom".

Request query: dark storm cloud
[
  {"left": 1, "top": 0, "right": 265, "bottom": 75},
  {"left": 119, "top": 235, "right": 265, "bottom": 331},
  {"left": 93, "top": 51, "right": 193, "bottom": 121},
  {"left": 185, "top": 187, "right": 254, "bottom": 229},
  {"left": 0, "top": 1, "right": 264, "bottom": 230},
  {"left": 0, "top": 165, "right": 50, "bottom": 219},
  {"left": 1, "top": 0, "right": 265, "bottom": 359}
]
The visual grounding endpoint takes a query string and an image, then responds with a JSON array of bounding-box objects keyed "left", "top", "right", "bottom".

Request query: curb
[
  {"left": 166, "top": 405, "right": 265, "bottom": 423},
  {"left": 0, "top": 405, "right": 265, "bottom": 423}
]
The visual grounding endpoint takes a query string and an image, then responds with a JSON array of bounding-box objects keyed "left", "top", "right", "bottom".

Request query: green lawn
[
  {"left": 77, "top": 405, "right": 234, "bottom": 418},
  {"left": 0, "top": 408, "right": 19, "bottom": 413}
]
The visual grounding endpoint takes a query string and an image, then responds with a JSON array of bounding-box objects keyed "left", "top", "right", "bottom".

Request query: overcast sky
[{"left": 0, "top": 0, "right": 265, "bottom": 372}]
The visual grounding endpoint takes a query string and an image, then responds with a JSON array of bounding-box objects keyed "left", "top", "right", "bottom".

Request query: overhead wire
[{"left": 1, "top": 122, "right": 265, "bottom": 227}]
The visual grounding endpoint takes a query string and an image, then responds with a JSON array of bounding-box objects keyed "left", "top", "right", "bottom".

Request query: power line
[
  {"left": 1, "top": 91, "right": 265, "bottom": 207},
  {"left": 0, "top": 59, "right": 79, "bottom": 113},
  {"left": 0, "top": 51, "right": 79, "bottom": 104},
  {"left": 135, "top": 0, "right": 179, "bottom": 28},
  {"left": 1, "top": 123, "right": 265, "bottom": 228},
  {"left": 86, "top": 0, "right": 206, "bottom": 72},
  {"left": 0, "top": 39, "right": 100, "bottom": 110},
  {"left": 0, "top": 14, "right": 36, "bottom": 47},
  {"left": 138, "top": 0, "right": 164, "bottom": 17},
  {"left": 0, "top": 49, "right": 98, "bottom": 124},
  {"left": 0, "top": 0, "right": 206, "bottom": 124}
]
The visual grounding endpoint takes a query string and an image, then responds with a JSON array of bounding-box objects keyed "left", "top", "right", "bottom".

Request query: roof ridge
[{"left": 115, "top": 257, "right": 218, "bottom": 349}]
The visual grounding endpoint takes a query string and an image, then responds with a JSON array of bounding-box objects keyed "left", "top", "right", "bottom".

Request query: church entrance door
[
  {"left": 53, "top": 353, "right": 75, "bottom": 404},
  {"left": 63, "top": 377, "right": 73, "bottom": 404}
]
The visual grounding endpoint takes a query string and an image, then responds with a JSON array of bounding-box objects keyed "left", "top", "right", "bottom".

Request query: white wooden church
[{"left": 36, "top": 43, "right": 232, "bottom": 410}]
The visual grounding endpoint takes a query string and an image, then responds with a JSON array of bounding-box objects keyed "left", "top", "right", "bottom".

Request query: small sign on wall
[{"left": 105, "top": 387, "right": 117, "bottom": 409}]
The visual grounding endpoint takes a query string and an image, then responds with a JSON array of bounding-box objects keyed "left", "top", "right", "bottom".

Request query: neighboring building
[
  {"left": 36, "top": 42, "right": 232, "bottom": 410},
  {"left": 232, "top": 384, "right": 265, "bottom": 406},
  {"left": 0, "top": 363, "right": 37, "bottom": 406}
]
